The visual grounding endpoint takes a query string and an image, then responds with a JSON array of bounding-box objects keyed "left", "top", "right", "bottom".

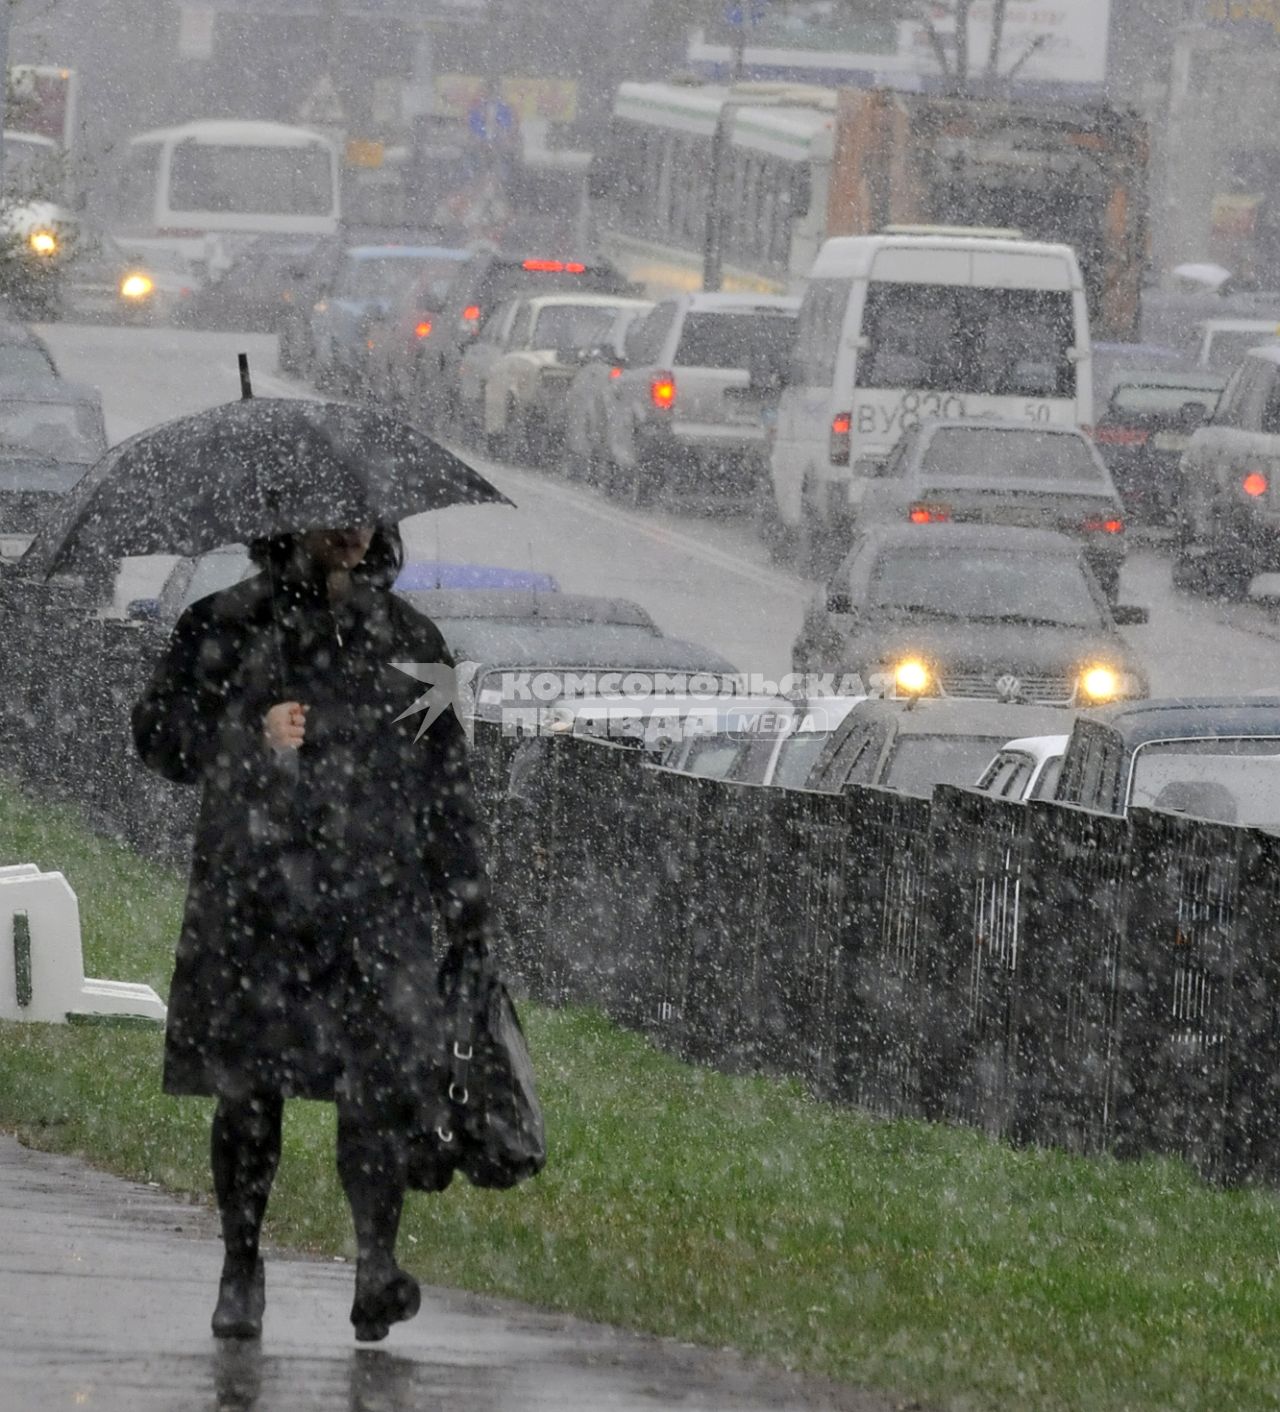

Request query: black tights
[{"left": 211, "top": 1093, "right": 408, "bottom": 1275}]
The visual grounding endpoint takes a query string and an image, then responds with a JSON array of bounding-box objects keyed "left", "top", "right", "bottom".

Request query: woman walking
[{"left": 133, "top": 522, "right": 488, "bottom": 1343}]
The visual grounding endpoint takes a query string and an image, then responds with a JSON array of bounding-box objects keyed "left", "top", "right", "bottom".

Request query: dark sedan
[
  {"left": 1089, "top": 371, "right": 1225, "bottom": 525},
  {"left": 1054, "top": 695, "right": 1280, "bottom": 826},
  {"left": 393, "top": 589, "right": 739, "bottom": 722},
  {"left": 793, "top": 523, "right": 1149, "bottom": 709},
  {"left": 859, "top": 419, "right": 1129, "bottom": 600}
]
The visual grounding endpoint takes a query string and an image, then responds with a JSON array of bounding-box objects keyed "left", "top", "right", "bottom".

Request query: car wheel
[{"left": 1204, "top": 553, "right": 1254, "bottom": 601}]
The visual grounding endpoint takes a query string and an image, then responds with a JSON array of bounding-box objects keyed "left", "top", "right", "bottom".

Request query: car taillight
[
  {"left": 460, "top": 305, "right": 481, "bottom": 333},
  {"left": 1089, "top": 425, "right": 1149, "bottom": 446},
  {"left": 908, "top": 503, "right": 951, "bottom": 524},
  {"left": 522, "top": 259, "right": 587, "bottom": 273},
  {"left": 650, "top": 372, "right": 676, "bottom": 410},
  {"left": 1243, "top": 471, "right": 1269, "bottom": 497},
  {"left": 829, "top": 411, "right": 851, "bottom": 466},
  {"left": 415, "top": 319, "right": 433, "bottom": 339},
  {"left": 1082, "top": 516, "right": 1125, "bottom": 534},
  {"left": 609, "top": 366, "right": 623, "bottom": 380}
]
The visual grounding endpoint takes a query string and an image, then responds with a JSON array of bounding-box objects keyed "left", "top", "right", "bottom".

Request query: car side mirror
[
  {"left": 1112, "top": 604, "right": 1149, "bottom": 626},
  {"left": 826, "top": 588, "right": 854, "bottom": 615}
]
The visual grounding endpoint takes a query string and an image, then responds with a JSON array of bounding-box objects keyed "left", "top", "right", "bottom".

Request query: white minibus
[
  {"left": 112, "top": 119, "right": 340, "bottom": 270},
  {"left": 769, "top": 233, "right": 1092, "bottom": 560}
]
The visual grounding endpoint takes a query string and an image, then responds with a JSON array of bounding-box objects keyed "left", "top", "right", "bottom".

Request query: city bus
[
  {"left": 591, "top": 80, "right": 836, "bottom": 296},
  {"left": 111, "top": 119, "right": 340, "bottom": 270}
]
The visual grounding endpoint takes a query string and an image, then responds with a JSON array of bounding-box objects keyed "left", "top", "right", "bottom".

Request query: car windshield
[
  {"left": 674, "top": 312, "right": 796, "bottom": 373},
  {"left": 531, "top": 305, "right": 619, "bottom": 351},
  {"left": 406, "top": 261, "right": 462, "bottom": 307},
  {"left": 182, "top": 549, "right": 253, "bottom": 611},
  {"left": 0, "top": 400, "right": 101, "bottom": 462},
  {"left": 343, "top": 258, "right": 433, "bottom": 301},
  {"left": 857, "top": 284, "right": 1075, "bottom": 397},
  {"left": 1201, "top": 331, "right": 1280, "bottom": 373},
  {"left": 868, "top": 547, "right": 1105, "bottom": 628},
  {"left": 920, "top": 428, "right": 1102, "bottom": 481},
  {"left": 168, "top": 141, "right": 333, "bottom": 216},
  {"left": 1109, "top": 381, "right": 1223, "bottom": 416},
  {"left": 1128, "top": 738, "right": 1280, "bottom": 828},
  {"left": 884, "top": 735, "right": 1007, "bottom": 797}
]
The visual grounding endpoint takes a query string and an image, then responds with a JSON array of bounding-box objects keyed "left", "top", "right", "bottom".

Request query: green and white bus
[{"left": 591, "top": 81, "right": 835, "bottom": 297}]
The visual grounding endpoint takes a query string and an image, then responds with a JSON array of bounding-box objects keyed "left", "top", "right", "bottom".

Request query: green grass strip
[{"left": 2, "top": 778, "right": 1280, "bottom": 1411}]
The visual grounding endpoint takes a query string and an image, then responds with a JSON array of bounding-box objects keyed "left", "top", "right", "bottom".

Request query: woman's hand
[{"left": 263, "top": 701, "right": 308, "bottom": 751}]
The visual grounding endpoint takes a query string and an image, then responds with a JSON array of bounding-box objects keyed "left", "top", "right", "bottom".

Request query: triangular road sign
[{"left": 298, "top": 73, "right": 346, "bottom": 127}]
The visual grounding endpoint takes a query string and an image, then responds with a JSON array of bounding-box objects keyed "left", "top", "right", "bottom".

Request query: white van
[{"left": 768, "top": 233, "right": 1092, "bottom": 561}]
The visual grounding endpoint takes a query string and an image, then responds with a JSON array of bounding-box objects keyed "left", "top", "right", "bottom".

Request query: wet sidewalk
[{"left": 0, "top": 1136, "right": 900, "bottom": 1412}]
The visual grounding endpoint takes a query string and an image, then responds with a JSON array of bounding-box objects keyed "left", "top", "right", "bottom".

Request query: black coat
[{"left": 133, "top": 552, "right": 488, "bottom": 1104}]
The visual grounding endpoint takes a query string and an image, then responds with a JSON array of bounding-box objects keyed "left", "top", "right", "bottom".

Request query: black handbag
[{"left": 407, "top": 936, "right": 546, "bottom": 1193}]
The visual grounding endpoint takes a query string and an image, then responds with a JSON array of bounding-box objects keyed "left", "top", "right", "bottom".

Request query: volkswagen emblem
[{"left": 995, "top": 674, "right": 1024, "bottom": 703}]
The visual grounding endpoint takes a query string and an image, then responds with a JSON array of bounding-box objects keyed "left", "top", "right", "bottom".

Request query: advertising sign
[
  {"left": 691, "top": 0, "right": 1112, "bottom": 87},
  {"left": 900, "top": 1, "right": 1113, "bottom": 86}
]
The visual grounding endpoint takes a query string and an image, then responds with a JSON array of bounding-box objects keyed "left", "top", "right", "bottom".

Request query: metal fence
[
  {"left": 5, "top": 581, "right": 1280, "bottom": 1185},
  {"left": 474, "top": 726, "right": 1280, "bottom": 1187}
]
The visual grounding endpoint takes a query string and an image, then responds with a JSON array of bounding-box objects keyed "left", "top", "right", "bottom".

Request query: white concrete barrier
[{"left": 0, "top": 867, "right": 166, "bottom": 1025}]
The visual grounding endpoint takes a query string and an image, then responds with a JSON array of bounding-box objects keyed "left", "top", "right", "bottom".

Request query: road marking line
[{"left": 461, "top": 455, "right": 811, "bottom": 600}]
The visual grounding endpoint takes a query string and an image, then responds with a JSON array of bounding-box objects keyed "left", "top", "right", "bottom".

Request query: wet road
[
  {"left": 36, "top": 321, "right": 1280, "bottom": 694},
  {"left": 0, "top": 1136, "right": 888, "bottom": 1412}
]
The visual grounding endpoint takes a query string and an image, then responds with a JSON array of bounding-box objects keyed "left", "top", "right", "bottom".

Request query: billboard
[
  {"left": 692, "top": 0, "right": 1113, "bottom": 88},
  {"left": 1203, "top": 0, "right": 1280, "bottom": 41}
]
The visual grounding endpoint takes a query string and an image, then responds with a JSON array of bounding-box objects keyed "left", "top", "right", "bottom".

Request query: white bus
[
  {"left": 769, "top": 233, "right": 1093, "bottom": 556},
  {"left": 112, "top": 119, "right": 340, "bottom": 268},
  {"left": 592, "top": 80, "right": 835, "bottom": 296}
]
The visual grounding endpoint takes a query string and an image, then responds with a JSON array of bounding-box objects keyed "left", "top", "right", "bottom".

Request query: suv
[
  {"left": 431, "top": 252, "right": 633, "bottom": 428},
  {"left": 602, "top": 292, "right": 799, "bottom": 504},
  {"left": 1176, "top": 344, "right": 1280, "bottom": 597}
]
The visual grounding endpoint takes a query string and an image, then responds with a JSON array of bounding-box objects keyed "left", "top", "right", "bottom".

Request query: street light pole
[{"left": 0, "top": 1, "right": 11, "bottom": 193}]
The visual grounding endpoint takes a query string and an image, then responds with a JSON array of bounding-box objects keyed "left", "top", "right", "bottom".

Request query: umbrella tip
[{"left": 238, "top": 353, "right": 253, "bottom": 400}]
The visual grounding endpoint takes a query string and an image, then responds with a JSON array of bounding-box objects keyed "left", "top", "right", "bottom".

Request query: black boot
[
  {"left": 350, "top": 1258, "right": 421, "bottom": 1343},
  {"left": 212, "top": 1257, "right": 266, "bottom": 1340}
]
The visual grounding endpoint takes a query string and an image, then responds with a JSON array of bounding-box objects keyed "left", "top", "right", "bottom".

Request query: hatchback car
[
  {"left": 793, "top": 523, "right": 1149, "bottom": 708},
  {"left": 1089, "top": 371, "right": 1225, "bottom": 525},
  {"left": 602, "top": 292, "right": 799, "bottom": 503},
  {"left": 362, "top": 249, "right": 468, "bottom": 412},
  {"left": 1054, "top": 696, "right": 1280, "bottom": 827},
  {"left": 0, "top": 378, "right": 107, "bottom": 535},
  {"left": 975, "top": 733, "right": 1070, "bottom": 803},
  {"left": 804, "top": 698, "right": 1074, "bottom": 799},
  {"left": 860, "top": 419, "right": 1129, "bottom": 599}
]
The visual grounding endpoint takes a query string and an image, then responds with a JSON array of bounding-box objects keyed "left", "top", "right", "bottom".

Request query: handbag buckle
[
  {"left": 449, "top": 1082, "right": 469, "bottom": 1105},
  {"left": 453, "top": 1042, "right": 473, "bottom": 1061},
  {"left": 435, "top": 1125, "right": 455, "bottom": 1145}
]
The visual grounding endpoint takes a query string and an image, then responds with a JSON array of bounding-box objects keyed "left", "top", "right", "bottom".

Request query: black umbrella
[{"left": 21, "top": 387, "right": 512, "bottom": 578}]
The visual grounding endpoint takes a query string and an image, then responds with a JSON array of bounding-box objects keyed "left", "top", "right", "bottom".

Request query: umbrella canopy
[{"left": 20, "top": 396, "right": 513, "bottom": 578}]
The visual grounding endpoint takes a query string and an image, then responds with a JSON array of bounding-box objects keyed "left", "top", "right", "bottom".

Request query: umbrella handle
[{"left": 239, "top": 353, "right": 253, "bottom": 400}]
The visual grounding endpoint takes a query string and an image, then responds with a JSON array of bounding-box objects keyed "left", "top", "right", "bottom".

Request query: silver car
[{"left": 601, "top": 292, "right": 798, "bottom": 505}]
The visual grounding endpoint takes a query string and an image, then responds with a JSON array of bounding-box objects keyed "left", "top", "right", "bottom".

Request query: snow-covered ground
[{"left": 37, "top": 321, "right": 1280, "bottom": 696}]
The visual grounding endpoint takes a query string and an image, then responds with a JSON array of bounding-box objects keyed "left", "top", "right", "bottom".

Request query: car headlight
[
  {"left": 894, "top": 658, "right": 931, "bottom": 696},
  {"left": 1078, "top": 666, "right": 1119, "bottom": 703},
  {"left": 1077, "top": 665, "right": 1143, "bottom": 704},
  {"left": 120, "top": 273, "right": 154, "bottom": 300},
  {"left": 28, "top": 229, "right": 58, "bottom": 257}
]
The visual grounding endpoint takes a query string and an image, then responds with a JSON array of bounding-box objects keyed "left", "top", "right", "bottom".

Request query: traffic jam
[{"left": 2, "top": 41, "right": 1280, "bottom": 832}]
